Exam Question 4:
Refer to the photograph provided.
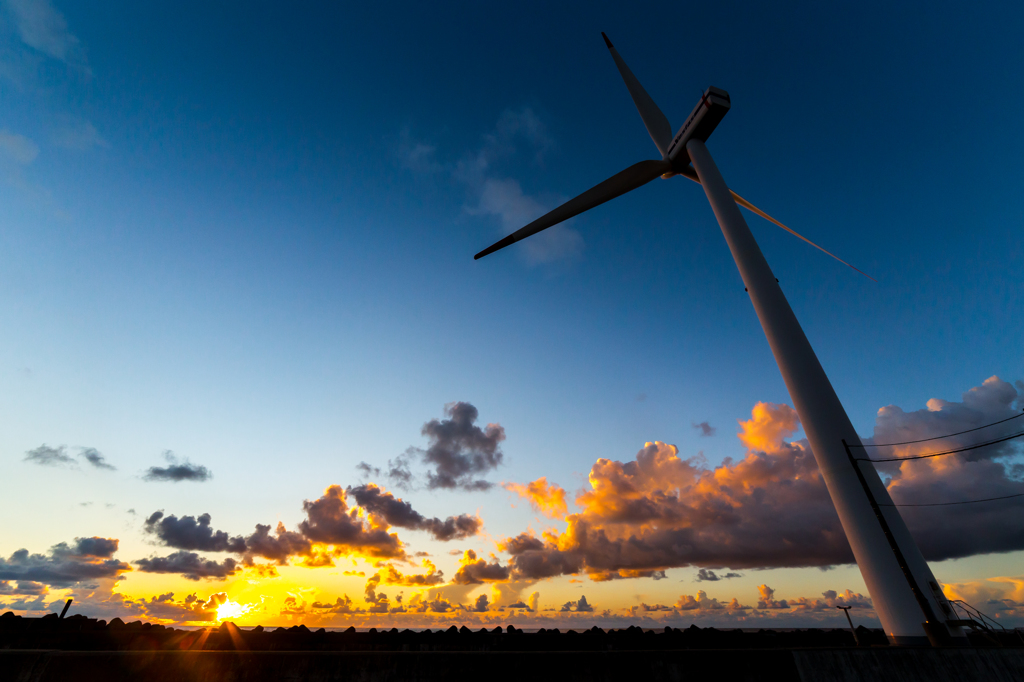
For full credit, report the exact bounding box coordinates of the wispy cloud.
[23,444,75,467]
[51,119,106,150]
[79,447,115,470]
[399,108,583,264]
[0,129,39,164]
[3,0,86,67]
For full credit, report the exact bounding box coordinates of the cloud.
[311,594,365,615]
[403,107,582,264]
[692,421,717,437]
[3,0,84,65]
[143,512,247,554]
[452,549,511,585]
[243,522,312,564]
[133,479,479,571]
[418,402,505,490]
[467,177,584,264]
[695,568,741,582]
[298,485,404,560]
[943,575,1024,625]
[51,120,106,150]
[73,537,118,558]
[23,444,116,470]
[0,538,128,588]
[866,376,1024,561]
[134,551,239,581]
[143,451,212,482]
[369,561,445,588]
[357,457,415,490]
[143,592,228,622]
[346,483,482,540]
[23,444,75,467]
[503,477,568,518]
[559,595,593,612]
[79,448,115,470]
[675,591,749,611]
[360,402,505,492]
[757,584,871,612]
[469,593,490,612]
[0,580,48,596]
[500,377,1024,581]
[0,130,39,165]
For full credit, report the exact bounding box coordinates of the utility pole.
[836,605,860,646]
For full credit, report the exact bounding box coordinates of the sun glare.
[216,599,252,621]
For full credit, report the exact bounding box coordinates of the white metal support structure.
[685,138,963,645]
[473,34,966,646]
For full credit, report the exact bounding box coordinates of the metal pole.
[842,440,951,646]
[685,138,960,646]
[836,605,861,646]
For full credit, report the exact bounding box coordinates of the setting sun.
[216,600,251,622]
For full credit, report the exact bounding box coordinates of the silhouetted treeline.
[3,611,1019,651]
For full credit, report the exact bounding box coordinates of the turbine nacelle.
[666,87,731,164]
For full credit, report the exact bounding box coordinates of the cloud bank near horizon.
[3,378,1023,627]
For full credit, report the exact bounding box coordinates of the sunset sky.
[1,0,1022,630]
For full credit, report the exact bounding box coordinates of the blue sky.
[1,0,1022,627]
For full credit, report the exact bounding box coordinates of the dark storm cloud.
[143,451,211,482]
[79,447,115,470]
[134,551,239,580]
[144,512,246,553]
[23,444,75,467]
[692,421,716,437]
[419,402,505,490]
[346,484,482,541]
[0,539,129,588]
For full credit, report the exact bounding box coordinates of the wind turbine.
[475,33,963,646]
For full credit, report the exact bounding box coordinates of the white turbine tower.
[475,34,964,646]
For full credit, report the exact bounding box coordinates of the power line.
[856,410,1024,447]
[855,429,1024,462]
[880,492,1024,507]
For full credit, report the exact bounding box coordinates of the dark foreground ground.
[3,613,1023,681]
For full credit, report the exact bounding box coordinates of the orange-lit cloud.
[452,549,510,584]
[503,477,568,518]
[501,377,1024,581]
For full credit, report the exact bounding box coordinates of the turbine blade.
[674,166,876,282]
[475,159,671,260]
[602,33,674,159]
